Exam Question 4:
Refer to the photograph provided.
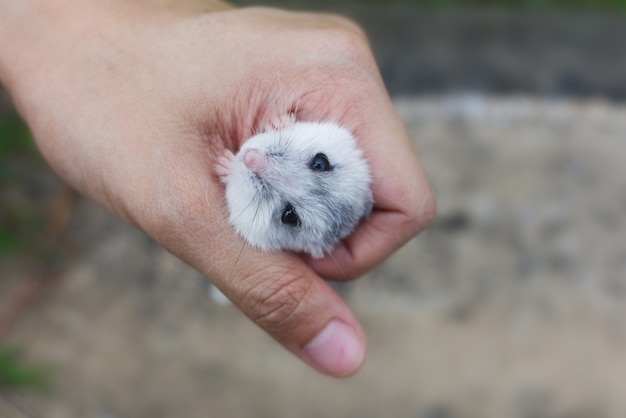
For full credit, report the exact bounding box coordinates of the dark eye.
[281,203,301,227]
[310,153,332,172]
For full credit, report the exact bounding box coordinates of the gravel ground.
[2,95,626,418]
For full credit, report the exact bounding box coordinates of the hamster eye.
[281,204,301,227]
[310,153,332,172]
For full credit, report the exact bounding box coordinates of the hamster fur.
[216,121,373,258]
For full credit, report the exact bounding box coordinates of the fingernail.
[304,320,365,377]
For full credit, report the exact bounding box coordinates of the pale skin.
[0,0,436,377]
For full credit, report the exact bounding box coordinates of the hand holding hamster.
[0,1,435,377]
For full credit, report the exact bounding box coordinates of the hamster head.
[224,121,373,258]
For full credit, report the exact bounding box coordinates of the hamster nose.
[242,148,268,174]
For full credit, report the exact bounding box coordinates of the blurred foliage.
[0,111,51,259]
[0,107,57,393]
[0,109,57,395]
[426,0,626,9]
[234,0,626,11]
[0,346,50,391]
[0,110,36,157]
[0,205,50,258]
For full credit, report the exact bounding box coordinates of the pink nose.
[242,148,267,174]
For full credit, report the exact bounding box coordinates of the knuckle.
[317,17,372,63]
[418,188,437,230]
[404,185,437,234]
[241,266,313,334]
[330,23,371,61]
[331,15,369,44]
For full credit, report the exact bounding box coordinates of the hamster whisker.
[227,197,264,278]
[324,244,347,280]
[228,238,248,282]
[370,189,395,202]
[281,122,298,150]
[293,98,301,118]
[201,259,220,280]
[201,207,257,281]
[226,194,263,228]
[272,64,288,118]
[200,182,255,279]
[269,57,298,134]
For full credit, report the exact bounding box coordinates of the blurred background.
[2,1,626,417]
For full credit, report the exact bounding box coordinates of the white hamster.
[216,120,373,259]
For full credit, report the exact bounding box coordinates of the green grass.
[0,346,50,391]
[0,111,48,258]
[0,204,52,259]
[0,110,39,185]
[0,110,54,392]
[0,110,35,157]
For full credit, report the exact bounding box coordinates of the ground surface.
[3,6,626,418]
[2,94,626,418]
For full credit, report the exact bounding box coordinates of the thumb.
[128,138,366,377]
[209,248,366,377]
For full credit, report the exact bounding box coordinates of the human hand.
[0,1,435,377]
